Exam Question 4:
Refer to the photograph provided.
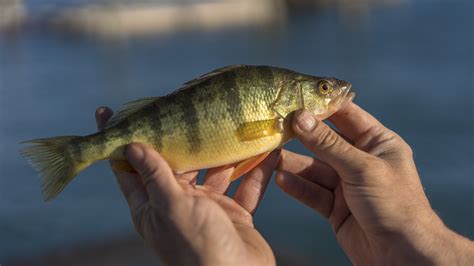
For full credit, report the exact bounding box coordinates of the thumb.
[292,110,372,177]
[126,143,181,204]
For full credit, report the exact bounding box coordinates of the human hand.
[95,107,279,266]
[276,102,474,265]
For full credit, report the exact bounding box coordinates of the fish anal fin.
[229,152,271,181]
[105,97,159,129]
[236,119,283,142]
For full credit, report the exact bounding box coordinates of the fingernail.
[125,143,143,160]
[295,110,316,133]
[275,172,286,185]
[96,106,108,116]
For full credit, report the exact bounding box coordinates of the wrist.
[434,224,474,265]
[386,211,474,265]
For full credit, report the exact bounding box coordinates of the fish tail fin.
[20,136,90,201]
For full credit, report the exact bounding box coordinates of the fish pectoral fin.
[235,119,283,142]
[111,160,136,173]
[229,152,271,181]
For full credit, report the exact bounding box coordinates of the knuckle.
[142,165,161,183]
[359,126,415,160]
[137,151,162,179]
[239,209,254,224]
[132,205,151,236]
[247,175,264,193]
[385,131,414,158]
[398,138,414,157]
[313,124,340,152]
[384,129,403,145]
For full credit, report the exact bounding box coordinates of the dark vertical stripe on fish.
[88,131,108,147]
[150,102,164,151]
[69,137,85,161]
[78,131,110,161]
[257,66,274,87]
[181,89,201,154]
[222,71,243,125]
[113,119,133,137]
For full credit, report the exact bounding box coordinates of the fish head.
[299,77,354,119]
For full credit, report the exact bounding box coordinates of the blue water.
[1,1,473,264]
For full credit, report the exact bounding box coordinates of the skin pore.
[95,102,473,266]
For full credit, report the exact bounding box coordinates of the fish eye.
[318,80,333,95]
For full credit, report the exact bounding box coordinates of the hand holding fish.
[276,102,474,265]
[96,107,278,266]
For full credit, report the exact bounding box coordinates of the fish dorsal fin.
[104,97,159,129]
[176,65,245,92]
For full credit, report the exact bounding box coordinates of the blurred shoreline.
[0,0,407,39]
[0,0,26,32]
[48,0,285,39]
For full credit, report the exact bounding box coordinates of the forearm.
[436,225,474,265]
[390,213,474,265]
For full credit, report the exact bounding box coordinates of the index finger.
[233,149,281,214]
[329,102,385,141]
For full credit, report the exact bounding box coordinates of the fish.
[20,65,354,201]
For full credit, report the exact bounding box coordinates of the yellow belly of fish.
[159,132,284,173]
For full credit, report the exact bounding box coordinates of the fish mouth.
[340,86,355,108]
[331,83,354,110]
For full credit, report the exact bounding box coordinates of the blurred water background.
[1,0,473,265]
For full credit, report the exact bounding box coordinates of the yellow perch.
[20,65,353,201]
